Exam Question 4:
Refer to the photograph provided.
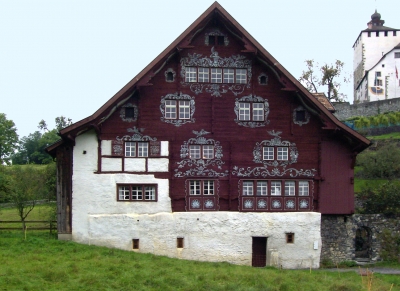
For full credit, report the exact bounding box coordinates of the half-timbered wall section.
[47,2,370,268]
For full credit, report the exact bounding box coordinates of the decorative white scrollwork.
[175,129,228,178]
[180,47,252,97]
[257,199,267,209]
[191,199,201,209]
[204,199,214,209]
[116,127,157,142]
[120,103,138,122]
[299,199,309,209]
[272,200,281,209]
[244,199,253,209]
[234,95,270,128]
[285,200,295,209]
[160,92,196,127]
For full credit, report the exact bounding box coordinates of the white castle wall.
[71,130,322,269]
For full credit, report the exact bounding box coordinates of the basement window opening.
[286,233,294,244]
[177,237,184,248]
[132,239,139,249]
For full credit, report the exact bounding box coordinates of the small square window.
[223,68,235,83]
[238,102,251,121]
[203,145,214,159]
[236,69,247,84]
[177,237,184,248]
[198,68,209,82]
[190,180,201,195]
[185,67,197,82]
[125,107,135,119]
[132,239,139,249]
[125,142,136,157]
[299,181,309,196]
[271,181,281,196]
[284,181,295,196]
[189,145,201,159]
[395,52,400,59]
[286,233,294,244]
[295,110,306,122]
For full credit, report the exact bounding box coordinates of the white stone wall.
[71,130,322,269]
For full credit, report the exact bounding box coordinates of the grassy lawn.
[0,232,399,291]
[368,132,400,140]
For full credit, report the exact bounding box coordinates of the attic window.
[125,107,135,119]
[293,106,310,126]
[165,68,176,82]
[205,30,229,46]
[295,110,306,122]
[217,36,225,45]
[258,73,268,85]
[208,35,215,45]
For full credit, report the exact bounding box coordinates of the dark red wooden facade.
[47,2,370,233]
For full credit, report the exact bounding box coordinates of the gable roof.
[48,1,370,154]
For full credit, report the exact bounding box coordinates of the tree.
[12,116,71,165]
[357,181,400,216]
[8,165,46,232]
[299,59,349,102]
[356,143,400,179]
[0,113,18,165]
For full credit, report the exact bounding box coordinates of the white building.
[353,10,400,103]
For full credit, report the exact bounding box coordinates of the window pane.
[119,186,130,200]
[277,147,288,160]
[137,142,148,157]
[198,68,209,82]
[145,186,156,200]
[236,69,247,84]
[125,142,136,157]
[179,101,190,119]
[185,67,197,82]
[211,68,222,83]
[263,147,274,160]
[299,181,309,196]
[253,103,264,121]
[239,102,250,121]
[257,181,267,196]
[243,181,253,196]
[189,145,201,159]
[131,186,143,200]
[223,68,234,83]
[203,145,214,159]
[165,100,177,119]
[285,181,295,196]
[190,180,201,195]
[271,181,281,196]
[203,180,214,195]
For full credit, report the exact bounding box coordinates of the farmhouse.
[47,2,370,268]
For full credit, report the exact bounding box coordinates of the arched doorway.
[355,226,372,259]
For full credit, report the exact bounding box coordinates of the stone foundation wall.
[321,214,400,264]
[333,98,400,121]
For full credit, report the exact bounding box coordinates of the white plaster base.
[72,212,321,269]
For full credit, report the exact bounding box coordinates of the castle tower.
[353,11,400,103]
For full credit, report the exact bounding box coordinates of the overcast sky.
[1,0,399,138]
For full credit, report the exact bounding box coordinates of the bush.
[379,229,400,261]
[357,181,400,216]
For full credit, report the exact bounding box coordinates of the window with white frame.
[185,67,197,82]
[271,181,282,196]
[189,145,214,159]
[277,147,288,160]
[236,69,247,83]
[262,146,288,161]
[285,181,295,196]
[125,142,148,157]
[117,184,157,201]
[184,67,248,84]
[179,101,191,119]
[299,181,309,196]
[189,180,214,195]
[211,68,222,83]
[263,147,274,160]
[223,68,235,83]
[238,102,265,121]
[198,67,209,82]
[242,180,310,197]
[243,181,254,195]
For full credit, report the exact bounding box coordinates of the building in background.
[353,10,400,103]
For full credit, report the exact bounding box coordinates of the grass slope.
[0,232,398,291]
